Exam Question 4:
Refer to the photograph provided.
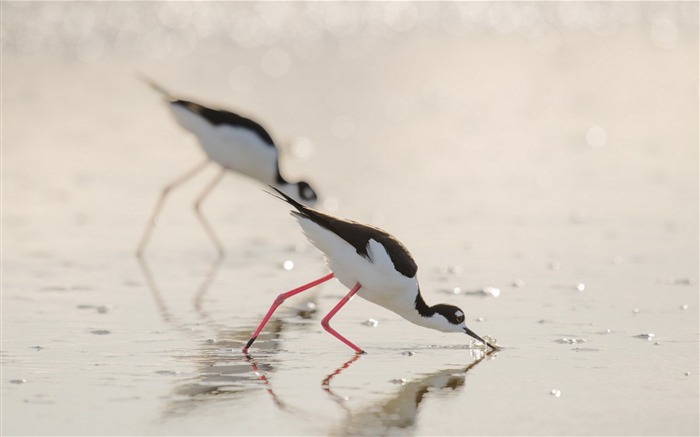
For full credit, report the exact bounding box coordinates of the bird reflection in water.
[323,348,497,436]
[137,257,319,416]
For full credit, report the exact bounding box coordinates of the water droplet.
[290,136,314,159]
[476,317,484,322]
[632,308,641,314]
[680,304,689,310]
[684,372,691,376]
[452,287,462,295]
[576,283,586,292]
[550,389,561,397]
[282,260,294,271]
[482,286,500,297]
[10,379,27,384]
[554,338,587,344]
[449,265,464,274]
[363,318,379,327]
[668,277,695,285]
[512,279,525,288]
[391,378,408,385]
[323,196,339,212]
[586,125,607,148]
[635,333,655,340]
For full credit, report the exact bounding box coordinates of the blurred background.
[2,2,698,436]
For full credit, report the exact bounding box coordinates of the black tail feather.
[267,186,307,214]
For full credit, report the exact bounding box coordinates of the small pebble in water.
[685,372,690,376]
[282,260,294,271]
[401,351,415,357]
[575,283,586,292]
[668,277,695,285]
[632,308,641,314]
[90,330,110,335]
[476,317,484,322]
[680,304,689,310]
[205,338,217,344]
[391,378,408,385]
[448,265,463,274]
[555,338,587,344]
[550,389,562,397]
[10,379,27,384]
[512,279,525,288]
[635,333,655,340]
[30,346,44,351]
[363,318,379,327]
[482,287,501,298]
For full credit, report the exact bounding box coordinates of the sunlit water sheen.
[2,3,698,436]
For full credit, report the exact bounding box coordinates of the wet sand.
[2,3,698,436]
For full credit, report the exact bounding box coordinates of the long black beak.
[464,327,498,350]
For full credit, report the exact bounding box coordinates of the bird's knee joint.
[274,295,286,306]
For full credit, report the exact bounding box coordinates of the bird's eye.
[300,184,317,202]
[454,311,464,323]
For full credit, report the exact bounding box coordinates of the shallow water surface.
[2,3,699,436]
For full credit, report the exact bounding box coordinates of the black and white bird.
[136,78,318,257]
[243,188,497,354]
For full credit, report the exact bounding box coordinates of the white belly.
[296,217,418,313]
[170,105,279,184]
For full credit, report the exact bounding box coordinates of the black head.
[432,304,466,326]
[296,181,318,205]
[431,304,496,350]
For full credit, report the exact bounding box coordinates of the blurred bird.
[136,77,318,257]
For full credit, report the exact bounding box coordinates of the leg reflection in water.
[323,348,498,436]
[138,257,321,418]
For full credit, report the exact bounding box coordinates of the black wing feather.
[173,100,276,147]
[271,188,417,278]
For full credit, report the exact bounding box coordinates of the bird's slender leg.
[193,166,226,257]
[321,283,365,354]
[136,159,210,257]
[243,273,335,354]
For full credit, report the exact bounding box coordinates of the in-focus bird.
[243,188,497,354]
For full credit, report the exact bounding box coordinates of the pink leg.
[243,273,334,354]
[321,283,365,354]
